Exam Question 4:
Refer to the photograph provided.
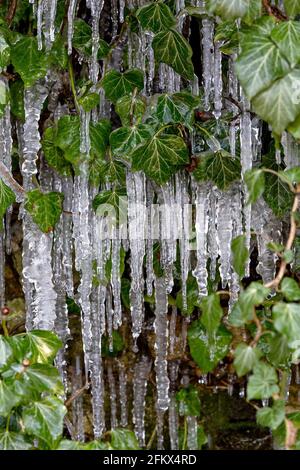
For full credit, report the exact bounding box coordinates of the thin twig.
[262,0,287,20]
[65,381,90,407]
[6,0,18,26]
[250,311,262,347]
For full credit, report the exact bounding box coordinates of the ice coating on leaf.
[133,355,152,447]
[154,276,170,412]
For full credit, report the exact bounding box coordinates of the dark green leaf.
[55,115,82,165]
[247,362,279,400]
[231,234,248,278]
[273,302,300,343]
[50,35,68,70]
[10,36,49,87]
[136,2,176,33]
[257,400,285,430]
[194,150,241,190]
[262,155,293,217]
[284,0,300,18]
[244,169,265,204]
[271,21,300,68]
[22,364,64,395]
[42,126,72,176]
[281,277,300,301]
[101,69,144,103]
[72,19,110,59]
[176,385,201,417]
[110,124,154,160]
[156,92,200,126]
[200,294,223,338]
[25,189,63,233]
[78,92,100,112]
[228,282,270,327]
[110,429,140,450]
[207,0,260,19]
[266,334,291,369]
[152,29,194,80]
[9,79,24,121]
[0,178,15,230]
[0,380,20,416]
[0,336,13,368]
[115,93,147,126]
[233,343,262,377]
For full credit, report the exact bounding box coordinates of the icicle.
[146,181,154,296]
[119,0,125,23]
[213,41,223,119]
[118,361,128,427]
[160,181,177,293]
[111,229,122,329]
[127,171,146,342]
[229,184,243,310]
[37,0,44,50]
[168,361,179,450]
[207,185,218,279]
[67,0,77,55]
[282,132,300,169]
[201,18,214,110]
[192,181,209,297]
[49,0,57,42]
[187,416,198,450]
[216,189,233,288]
[169,305,177,355]
[107,361,118,430]
[106,287,114,352]
[62,177,74,298]
[156,410,165,450]
[154,276,170,412]
[71,356,85,442]
[133,355,152,447]
[90,0,105,84]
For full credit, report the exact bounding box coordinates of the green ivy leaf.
[115,93,147,126]
[228,282,270,327]
[200,294,223,338]
[57,439,84,450]
[42,126,72,176]
[280,167,300,186]
[281,278,300,301]
[156,92,200,127]
[110,124,154,160]
[83,440,110,450]
[55,115,81,165]
[49,35,68,70]
[136,2,176,33]
[244,169,265,204]
[101,69,144,103]
[188,321,232,373]
[0,35,10,70]
[0,336,13,368]
[266,334,291,369]
[231,235,248,279]
[284,0,300,17]
[131,132,189,184]
[110,429,140,450]
[93,188,127,223]
[9,79,24,121]
[22,364,64,395]
[271,21,300,68]
[262,155,293,217]
[22,397,66,447]
[10,36,49,87]
[0,178,15,230]
[72,19,110,59]
[25,189,63,233]
[152,29,194,80]
[247,362,279,400]
[194,150,241,190]
[273,302,300,343]
[24,330,62,364]
[207,0,259,19]
[257,400,285,430]
[0,431,32,450]
[0,380,20,416]
[233,343,262,377]
[78,92,100,112]
[176,385,201,417]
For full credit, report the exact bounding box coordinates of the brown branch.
[0,161,25,202]
[262,0,287,20]
[265,189,299,289]
[6,0,18,26]
[65,381,90,407]
[250,311,263,347]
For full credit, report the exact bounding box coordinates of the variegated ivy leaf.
[0,178,15,230]
[115,93,147,126]
[110,124,154,160]
[207,0,261,19]
[101,69,144,103]
[156,92,200,127]
[131,133,189,184]
[24,189,64,233]
[136,1,176,33]
[152,29,194,81]
[235,17,289,101]
[271,21,300,68]
[284,0,300,17]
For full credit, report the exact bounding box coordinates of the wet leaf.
[0,179,15,230]
[110,429,140,450]
[25,189,64,233]
[233,343,262,377]
[194,150,241,190]
[231,234,248,279]
[200,294,223,338]
[247,362,279,400]
[176,385,201,417]
[136,2,176,33]
[10,36,49,87]
[110,124,154,160]
[101,69,144,103]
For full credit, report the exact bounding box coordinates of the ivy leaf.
[0,336,13,368]
[273,302,300,343]
[42,127,72,176]
[231,235,248,279]
[267,334,291,369]
[115,93,147,126]
[9,80,24,121]
[233,343,262,377]
[176,385,201,417]
[284,0,300,17]
[136,2,176,33]
[156,92,200,127]
[103,159,126,184]
[176,275,201,316]
[78,92,100,112]
[0,178,15,230]
[152,29,194,80]
[0,431,32,450]
[72,19,110,59]
[247,362,279,400]
[22,397,66,447]
[89,119,111,159]
[271,21,300,68]
[93,188,127,224]
[55,115,81,165]
[281,278,300,301]
[262,154,293,217]
[257,400,285,430]
[235,17,289,101]
[244,169,265,204]
[24,330,62,364]
[228,282,270,327]
[200,294,223,338]
[10,36,49,87]
[110,429,140,450]
[101,69,144,103]
[252,68,300,136]
[280,167,300,186]
[49,35,68,70]
[207,0,259,19]
[131,133,189,184]
[25,189,63,233]
[194,150,241,190]
[0,380,20,416]
[110,124,154,160]
[22,364,64,395]
[0,35,10,70]
[188,321,232,373]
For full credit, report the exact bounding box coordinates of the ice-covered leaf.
[200,294,223,338]
[231,235,248,279]
[110,429,140,450]
[235,17,289,101]
[152,29,194,80]
[101,69,144,103]
[233,343,262,377]
[176,385,201,417]
[273,302,300,343]
[136,2,176,33]
[156,92,200,126]
[188,321,232,373]
[42,127,72,176]
[194,150,241,190]
[115,93,147,126]
[0,178,15,230]
[131,132,189,184]
[72,19,110,58]
[0,431,32,450]
[110,124,153,160]
[22,364,64,395]
[25,189,63,233]
[78,92,100,112]
[247,362,279,400]
[22,397,66,447]
[284,0,300,17]
[257,400,285,430]
[244,169,265,204]
[10,36,49,87]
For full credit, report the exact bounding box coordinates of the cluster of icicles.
[0,0,299,450]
